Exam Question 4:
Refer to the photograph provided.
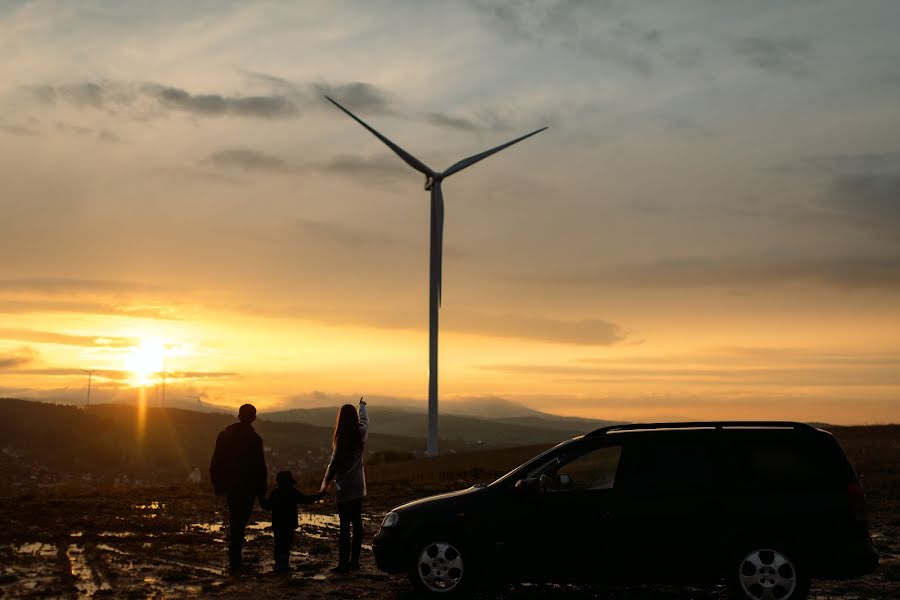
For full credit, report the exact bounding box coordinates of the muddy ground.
[0,485,897,600]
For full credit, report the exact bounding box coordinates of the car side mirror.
[514,478,540,493]
[538,473,553,492]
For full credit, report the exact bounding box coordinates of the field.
[0,425,898,599]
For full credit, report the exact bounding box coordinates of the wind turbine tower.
[81,369,96,406]
[326,96,545,456]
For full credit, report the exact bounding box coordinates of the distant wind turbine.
[326,96,546,456]
[81,369,95,406]
[187,391,208,409]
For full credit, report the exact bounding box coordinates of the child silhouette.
[263,470,321,572]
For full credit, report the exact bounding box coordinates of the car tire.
[407,539,473,597]
[726,545,811,600]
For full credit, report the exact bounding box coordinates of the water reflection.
[67,544,112,596]
[14,542,56,556]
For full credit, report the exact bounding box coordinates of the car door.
[613,432,726,583]
[492,442,625,582]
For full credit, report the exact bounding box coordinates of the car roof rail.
[585,421,819,437]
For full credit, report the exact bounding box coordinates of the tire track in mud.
[3,494,897,599]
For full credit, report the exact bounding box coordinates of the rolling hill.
[0,397,620,494]
[264,405,618,447]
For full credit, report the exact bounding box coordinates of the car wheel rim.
[417,542,464,592]
[738,548,797,600]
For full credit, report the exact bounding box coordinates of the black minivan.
[373,421,878,599]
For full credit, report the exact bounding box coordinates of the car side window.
[620,440,718,495]
[549,445,623,491]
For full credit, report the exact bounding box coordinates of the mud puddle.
[1,487,895,599]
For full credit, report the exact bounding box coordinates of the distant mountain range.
[46,393,620,447]
[0,397,618,487]
[266,402,618,447]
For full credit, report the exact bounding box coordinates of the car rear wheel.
[408,540,470,596]
[727,547,810,600]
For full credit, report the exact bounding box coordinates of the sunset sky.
[1,1,898,423]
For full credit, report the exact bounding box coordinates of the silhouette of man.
[209,403,268,571]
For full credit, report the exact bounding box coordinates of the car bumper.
[814,537,879,579]
[372,527,409,574]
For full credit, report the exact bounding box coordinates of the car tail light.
[848,481,868,521]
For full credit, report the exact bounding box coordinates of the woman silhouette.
[320,397,368,573]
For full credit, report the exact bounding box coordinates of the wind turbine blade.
[431,182,444,307]
[325,96,433,176]
[442,127,547,178]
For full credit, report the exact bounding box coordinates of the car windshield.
[488,438,580,487]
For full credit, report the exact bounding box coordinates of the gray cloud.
[27,81,138,111]
[518,255,900,291]
[477,361,900,387]
[56,121,93,136]
[0,123,37,136]
[466,0,663,76]
[318,154,412,181]
[422,112,480,132]
[170,371,240,380]
[447,311,626,345]
[28,79,302,120]
[0,299,181,320]
[3,367,237,382]
[826,172,900,232]
[0,281,182,321]
[202,148,301,174]
[24,76,533,135]
[202,148,413,180]
[313,81,395,115]
[0,277,174,295]
[98,130,121,143]
[792,152,900,174]
[62,82,107,109]
[142,83,299,118]
[0,328,137,348]
[730,36,812,76]
[6,367,131,380]
[235,300,623,346]
[577,348,900,368]
[288,217,465,260]
[0,349,34,369]
[784,152,900,239]
[295,218,404,250]
[242,70,297,92]
[423,105,553,135]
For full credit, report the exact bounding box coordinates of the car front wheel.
[727,546,810,600]
[408,540,469,596]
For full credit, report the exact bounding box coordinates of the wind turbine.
[186,391,208,409]
[81,369,96,406]
[326,96,546,456]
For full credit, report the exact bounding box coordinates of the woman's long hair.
[332,404,362,454]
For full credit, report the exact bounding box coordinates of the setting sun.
[125,340,166,386]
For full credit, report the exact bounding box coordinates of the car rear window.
[728,436,842,491]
